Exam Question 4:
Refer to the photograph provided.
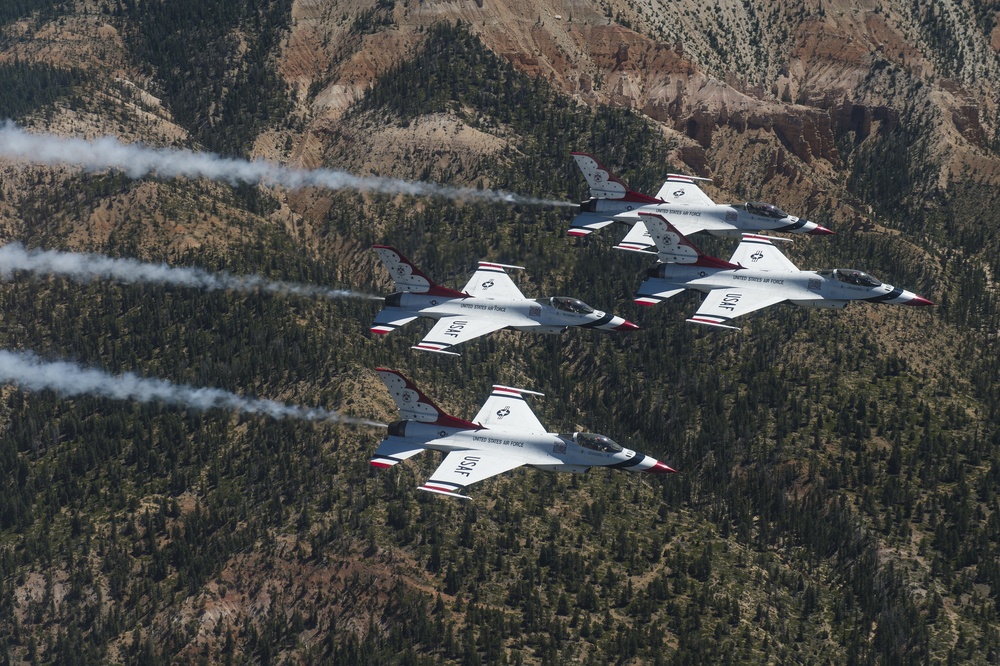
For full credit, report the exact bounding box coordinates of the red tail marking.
[376,368,484,431]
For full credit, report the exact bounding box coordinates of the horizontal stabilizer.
[370,436,426,468]
[634,281,686,307]
[569,212,616,236]
[371,309,419,335]
[614,220,656,254]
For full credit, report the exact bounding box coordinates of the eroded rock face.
[952,105,987,148]
[275,0,998,202]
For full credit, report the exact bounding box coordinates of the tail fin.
[639,213,740,269]
[376,368,481,430]
[571,152,661,204]
[372,246,467,298]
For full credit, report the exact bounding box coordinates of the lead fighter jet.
[371,368,676,499]
[568,152,832,252]
[634,213,932,330]
[370,245,638,355]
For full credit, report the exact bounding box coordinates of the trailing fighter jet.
[370,245,638,355]
[633,213,932,330]
[371,368,676,498]
[568,152,832,252]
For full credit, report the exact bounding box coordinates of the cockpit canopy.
[563,432,623,453]
[745,202,789,219]
[548,296,595,314]
[820,269,882,287]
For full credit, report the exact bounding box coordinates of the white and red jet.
[370,245,638,355]
[634,213,933,330]
[568,152,832,252]
[371,368,676,499]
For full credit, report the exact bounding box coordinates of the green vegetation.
[0,62,83,120]
[0,0,67,26]
[121,0,293,155]
[2,16,1000,666]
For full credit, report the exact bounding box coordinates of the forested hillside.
[1,1,1000,664]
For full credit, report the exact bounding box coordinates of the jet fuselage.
[576,199,827,236]
[383,292,633,332]
[645,264,926,307]
[385,420,671,474]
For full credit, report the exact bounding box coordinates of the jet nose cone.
[645,460,677,474]
[614,319,641,331]
[904,294,934,306]
[808,224,835,236]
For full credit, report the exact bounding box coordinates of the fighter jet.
[568,152,832,252]
[633,213,932,330]
[370,245,638,355]
[371,368,676,498]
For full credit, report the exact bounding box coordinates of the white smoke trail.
[0,121,573,207]
[0,242,381,301]
[0,349,385,427]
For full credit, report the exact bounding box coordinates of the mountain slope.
[0,2,999,664]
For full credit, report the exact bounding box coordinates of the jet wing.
[614,218,735,253]
[419,450,530,499]
[371,308,419,335]
[413,316,511,355]
[654,174,715,206]
[687,289,788,330]
[729,234,799,272]
[471,385,547,433]
[460,262,526,300]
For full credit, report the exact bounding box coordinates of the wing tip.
[491,384,544,397]
[412,344,461,356]
[419,484,472,500]
[614,243,657,254]
[686,317,741,331]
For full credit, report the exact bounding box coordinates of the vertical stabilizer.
[372,245,467,297]
[640,213,740,269]
[571,152,661,204]
[375,368,482,430]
